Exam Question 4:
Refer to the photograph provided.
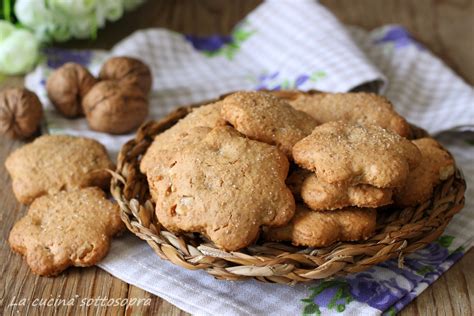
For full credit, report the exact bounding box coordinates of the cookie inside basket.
[111,90,465,283]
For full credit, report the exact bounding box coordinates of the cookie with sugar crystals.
[140,101,226,173]
[147,126,295,251]
[272,91,411,138]
[292,121,421,188]
[8,187,123,276]
[265,204,376,247]
[287,169,393,210]
[395,138,455,207]
[221,91,318,157]
[5,135,114,204]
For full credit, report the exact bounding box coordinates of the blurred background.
[1,0,473,85]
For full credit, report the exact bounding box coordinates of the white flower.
[0,21,39,75]
[14,0,56,42]
[14,0,146,42]
[103,0,124,22]
[47,0,97,17]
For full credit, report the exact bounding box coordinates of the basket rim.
[110,90,466,284]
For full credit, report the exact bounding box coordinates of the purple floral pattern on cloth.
[43,47,94,68]
[184,35,233,52]
[184,22,255,59]
[255,71,326,90]
[374,26,423,49]
[301,236,465,315]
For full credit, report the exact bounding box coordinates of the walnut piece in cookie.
[0,88,43,139]
[46,63,97,118]
[272,91,411,138]
[8,187,123,276]
[221,91,318,158]
[292,121,421,188]
[140,101,226,174]
[264,204,376,247]
[82,80,148,134]
[287,169,393,211]
[147,126,295,251]
[395,138,455,207]
[5,135,114,204]
[99,56,152,95]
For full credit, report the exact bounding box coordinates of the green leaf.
[301,298,314,303]
[465,139,474,146]
[328,288,343,309]
[3,0,12,22]
[386,306,397,316]
[281,79,291,89]
[303,303,319,315]
[310,71,327,82]
[336,304,346,312]
[437,235,455,248]
[416,265,434,276]
[232,28,255,42]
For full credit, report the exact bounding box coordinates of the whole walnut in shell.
[46,63,97,118]
[0,88,43,139]
[82,80,149,134]
[99,56,152,94]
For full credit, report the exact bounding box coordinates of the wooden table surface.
[1,1,473,315]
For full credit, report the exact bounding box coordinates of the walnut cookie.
[221,91,318,158]
[265,204,376,247]
[147,126,295,251]
[140,101,226,174]
[5,135,114,204]
[8,187,123,276]
[271,91,412,138]
[293,121,421,188]
[395,138,455,207]
[287,169,393,211]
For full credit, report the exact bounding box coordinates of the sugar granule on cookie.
[287,169,393,210]
[272,91,411,137]
[221,91,318,157]
[140,101,226,173]
[265,204,376,247]
[147,126,295,251]
[8,187,123,276]
[292,121,421,188]
[395,138,455,207]
[5,135,114,204]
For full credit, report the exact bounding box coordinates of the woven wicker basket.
[110,93,466,284]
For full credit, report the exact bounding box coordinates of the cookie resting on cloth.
[146,126,295,251]
[8,187,123,276]
[287,169,393,211]
[264,204,376,247]
[5,135,114,204]
[272,91,411,137]
[221,91,318,158]
[292,121,421,188]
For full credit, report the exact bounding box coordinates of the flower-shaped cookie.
[293,121,421,188]
[147,126,295,251]
[9,188,123,276]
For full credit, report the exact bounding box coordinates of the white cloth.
[25,1,474,315]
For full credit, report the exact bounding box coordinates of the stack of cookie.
[6,135,124,276]
[142,91,455,251]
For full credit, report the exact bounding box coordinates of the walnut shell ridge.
[82,80,149,134]
[99,56,152,95]
[0,87,43,139]
[46,63,97,118]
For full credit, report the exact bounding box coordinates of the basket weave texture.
[110,98,466,284]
